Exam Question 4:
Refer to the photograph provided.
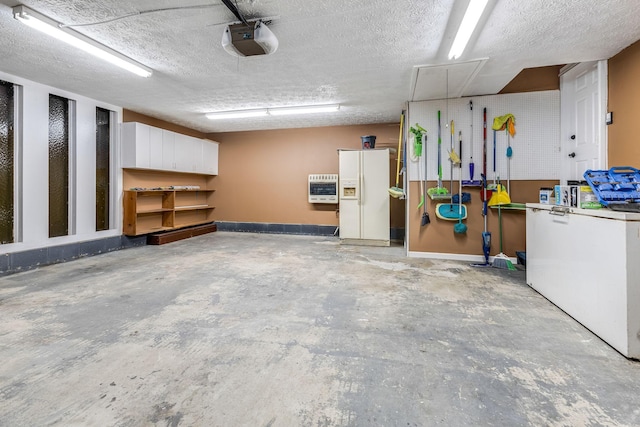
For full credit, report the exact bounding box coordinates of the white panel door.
[339,150,361,239]
[560,61,607,182]
[362,149,390,241]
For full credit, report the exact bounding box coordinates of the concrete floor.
[1,232,639,426]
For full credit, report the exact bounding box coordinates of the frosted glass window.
[0,80,14,244]
[49,94,69,238]
[96,107,111,231]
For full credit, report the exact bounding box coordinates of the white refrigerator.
[339,149,390,246]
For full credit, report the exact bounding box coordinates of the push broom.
[388,112,405,198]
[488,179,516,271]
[421,131,430,226]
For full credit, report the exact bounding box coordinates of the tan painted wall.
[608,40,640,166]
[408,180,558,257]
[208,124,405,228]
[499,65,563,94]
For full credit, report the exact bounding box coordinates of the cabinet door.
[174,133,196,173]
[162,130,176,170]
[148,127,163,170]
[122,122,150,168]
[202,141,219,175]
[192,138,204,173]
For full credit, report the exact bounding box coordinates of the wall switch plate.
[606,112,613,125]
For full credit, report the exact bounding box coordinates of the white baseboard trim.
[407,251,518,264]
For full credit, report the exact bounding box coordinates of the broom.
[389,112,405,198]
[421,132,430,226]
[489,182,516,270]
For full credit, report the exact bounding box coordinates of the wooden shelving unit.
[123,189,215,236]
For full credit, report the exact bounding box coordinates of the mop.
[436,124,467,221]
[410,123,427,209]
[472,110,491,268]
[388,112,405,198]
[471,174,492,267]
[453,130,468,234]
[463,100,482,187]
[427,110,450,200]
[492,114,516,194]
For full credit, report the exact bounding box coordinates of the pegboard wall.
[407,90,560,182]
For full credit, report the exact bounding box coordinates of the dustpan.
[435,203,467,221]
[488,184,511,206]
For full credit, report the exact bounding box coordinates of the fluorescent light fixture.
[205,109,269,120]
[448,0,489,60]
[267,104,340,116]
[12,5,153,77]
[206,104,340,120]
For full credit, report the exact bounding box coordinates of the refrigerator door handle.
[360,173,364,237]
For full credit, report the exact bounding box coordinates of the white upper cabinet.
[121,122,218,175]
[202,141,219,175]
[149,126,163,169]
[161,129,176,170]
[122,122,150,169]
[174,133,200,173]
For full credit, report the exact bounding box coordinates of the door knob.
[570,135,576,140]
[568,152,576,158]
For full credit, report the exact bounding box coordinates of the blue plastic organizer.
[584,166,640,211]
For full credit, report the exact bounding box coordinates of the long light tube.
[267,104,340,116]
[448,0,489,60]
[13,5,153,77]
[205,109,269,120]
[206,104,340,120]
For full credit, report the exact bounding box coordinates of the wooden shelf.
[174,204,213,211]
[123,189,215,236]
[136,190,169,196]
[137,208,174,214]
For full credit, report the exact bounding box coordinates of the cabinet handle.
[549,206,570,216]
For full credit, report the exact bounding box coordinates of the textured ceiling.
[0,0,639,133]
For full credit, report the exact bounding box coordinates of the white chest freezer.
[526,203,640,359]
